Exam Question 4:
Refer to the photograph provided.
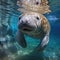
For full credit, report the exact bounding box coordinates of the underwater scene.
[0,0,60,60]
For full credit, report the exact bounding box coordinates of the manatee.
[16,12,50,52]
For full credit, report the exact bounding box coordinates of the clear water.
[0,0,60,60]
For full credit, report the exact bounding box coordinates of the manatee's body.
[16,12,50,52]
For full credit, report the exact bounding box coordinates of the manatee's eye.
[19,16,22,20]
[36,2,39,5]
[36,17,39,20]
[19,17,21,20]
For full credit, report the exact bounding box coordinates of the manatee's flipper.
[35,33,49,52]
[16,30,27,48]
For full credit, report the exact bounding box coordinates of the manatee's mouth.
[22,27,33,31]
[18,23,34,32]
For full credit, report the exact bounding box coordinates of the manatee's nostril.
[21,20,28,24]
[25,20,28,23]
[21,20,23,23]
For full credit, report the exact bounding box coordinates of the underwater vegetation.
[0,0,60,60]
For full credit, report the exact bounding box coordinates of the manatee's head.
[18,12,42,34]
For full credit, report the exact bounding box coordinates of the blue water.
[0,0,60,60]
[10,11,60,60]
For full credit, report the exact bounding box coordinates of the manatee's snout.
[18,20,28,29]
[20,20,28,25]
[18,19,33,32]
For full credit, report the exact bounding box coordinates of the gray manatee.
[16,12,50,52]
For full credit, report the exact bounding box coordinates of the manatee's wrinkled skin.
[16,12,50,52]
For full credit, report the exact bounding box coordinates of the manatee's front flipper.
[16,30,27,48]
[35,33,49,52]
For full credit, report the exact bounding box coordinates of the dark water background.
[0,0,60,60]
